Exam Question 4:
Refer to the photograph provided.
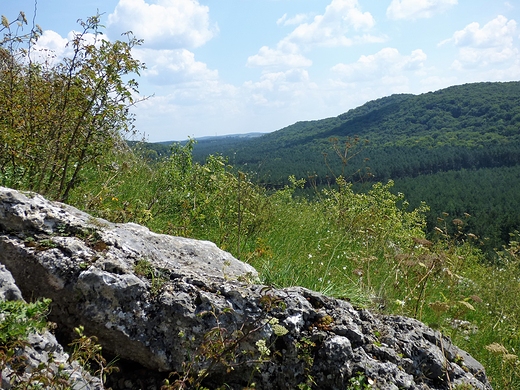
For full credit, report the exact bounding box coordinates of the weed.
[133,258,167,296]
[0,299,50,344]
[69,325,120,384]
[36,238,58,250]
[161,305,289,390]
[295,337,316,389]
[347,372,372,389]
[0,299,115,388]
[311,314,334,331]
[452,384,476,390]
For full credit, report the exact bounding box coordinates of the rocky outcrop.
[0,264,102,389]
[0,186,492,390]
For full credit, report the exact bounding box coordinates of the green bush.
[0,299,50,344]
[0,13,144,201]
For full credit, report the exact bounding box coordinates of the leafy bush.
[0,12,144,201]
[70,140,272,258]
[0,298,50,344]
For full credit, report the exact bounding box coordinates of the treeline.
[136,81,520,250]
[391,165,520,253]
[219,82,520,185]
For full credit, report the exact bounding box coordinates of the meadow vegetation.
[68,140,520,389]
[168,81,520,253]
[1,11,520,390]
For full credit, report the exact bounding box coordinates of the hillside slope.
[213,82,520,249]
[212,81,520,185]
[141,81,520,250]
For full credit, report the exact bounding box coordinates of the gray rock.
[0,187,492,389]
[0,264,101,389]
[0,264,23,301]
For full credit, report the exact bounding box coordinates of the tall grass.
[66,145,520,389]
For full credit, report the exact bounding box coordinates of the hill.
[189,82,520,185]
[138,81,520,250]
[129,132,265,161]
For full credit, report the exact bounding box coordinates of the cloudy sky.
[3,1,519,142]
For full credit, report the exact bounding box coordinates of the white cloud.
[131,86,245,141]
[248,0,383,71]
[243,69,318,107]
[107,0,218,49]
[246,46,312,69]
[387,0,458,21]
[441,15,519,69]
[331,47,427,82]
[245,69,311,90]
[287,0,377,48]
[449,15,516,48]
[277,13,310,26]
[131,67,327,141]
[135,48,218,85]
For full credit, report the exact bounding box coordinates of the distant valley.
[135,81,520,252]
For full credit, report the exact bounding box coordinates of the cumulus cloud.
[387,0,458,21]
[331,48,427,82]
[246,46,312,69]
[131,81,244,141]
[243,69,317,107]
[245,69,311,90]
[248,0,383,71]
[440,15,519,69]
[277,13,310,27]
[287,0,377,48]
[134,48,218,85]
[107,0,218,49]
[447,15,516,48]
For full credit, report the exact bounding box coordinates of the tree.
[0,12,145,201]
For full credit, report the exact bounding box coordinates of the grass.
[49,145,520,389]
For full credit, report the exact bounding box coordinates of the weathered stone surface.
[0,187,492,389]
[0,263,101,389]
[0,264,23,301]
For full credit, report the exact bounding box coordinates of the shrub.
[0,12,145,201]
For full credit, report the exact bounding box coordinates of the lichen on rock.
[0,187,493,389]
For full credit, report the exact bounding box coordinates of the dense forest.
[182,82,520,183]
[139,81,520,252]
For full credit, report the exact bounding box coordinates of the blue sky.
[3,1,519,142]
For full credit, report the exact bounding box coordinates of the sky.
[3,1,520,142]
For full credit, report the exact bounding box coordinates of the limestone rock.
[0,264,23,301]
[0,262,101,389]
[0,187,492,389]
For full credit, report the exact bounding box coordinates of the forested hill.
[189,81,520,186]
[147,81,520,251]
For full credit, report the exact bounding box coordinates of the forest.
[142,81,520,253]
[2,10,520,389]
